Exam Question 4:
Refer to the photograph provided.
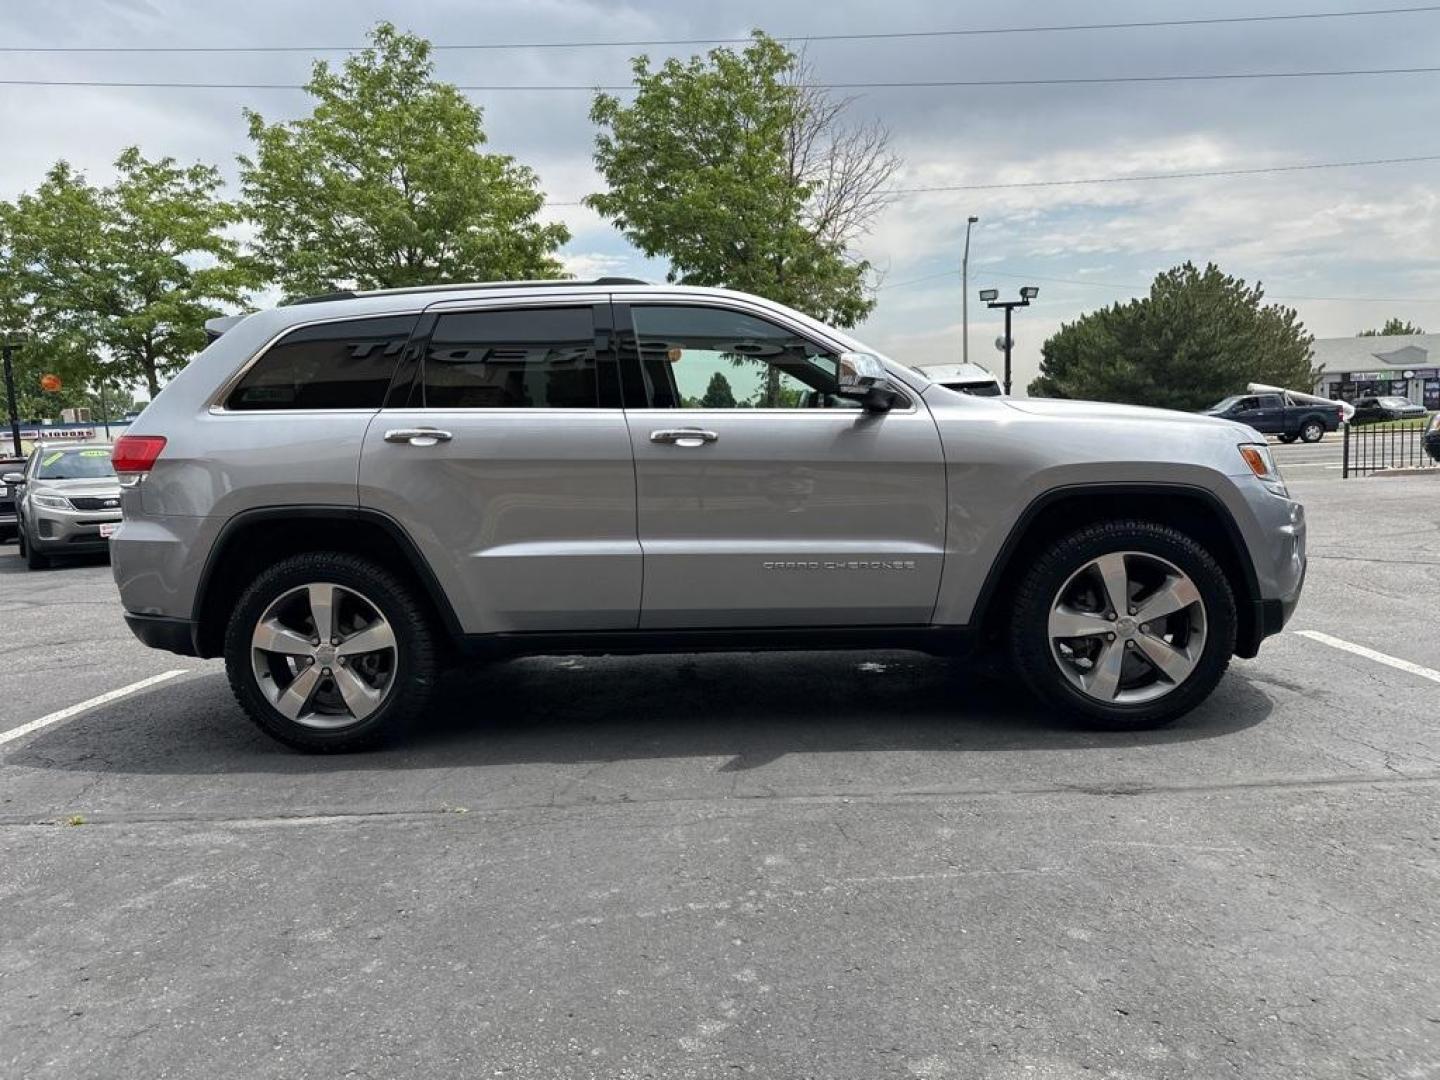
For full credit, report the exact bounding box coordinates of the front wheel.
[20,525,50,570]
[1299,420,1325,443]
[1009,521,1237,730]
[1278,433,1298,444]
[224,552,438,752]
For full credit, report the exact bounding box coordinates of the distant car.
[4,444,122,570]
[1425,412,1440,464]
[911,362,1003,397]
[1202,392,1342,443]
[0,455,23,542]
[1351,396,1428,424]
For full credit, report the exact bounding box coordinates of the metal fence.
[1342,418,1437,478]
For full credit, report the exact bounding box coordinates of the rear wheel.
[224,552,438,752]
[1299,419,1324,443]
[1010,521,1236,729]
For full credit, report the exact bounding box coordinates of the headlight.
[1428,412,1440,434]
[32,493,72,510]
[1239,443,1287,496]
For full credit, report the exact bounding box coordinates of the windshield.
[944,381,1002,397]
[34,447,115,480]
[1378,397,1411,407]
[1208,396,1244,412]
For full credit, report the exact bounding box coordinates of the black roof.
[286,277,649,306]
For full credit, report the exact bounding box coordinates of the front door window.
[628,305,855,410]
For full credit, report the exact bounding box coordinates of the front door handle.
[384,427,453,446]
[650,428,719,447]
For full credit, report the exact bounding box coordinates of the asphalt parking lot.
[2,470,1438,1080]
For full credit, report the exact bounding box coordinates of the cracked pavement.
[1,473,1438,1079]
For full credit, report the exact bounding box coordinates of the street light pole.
[961,216,978,366]
[2,343,21,457]
[978,286,1039,397]
[1002,304,1014,395]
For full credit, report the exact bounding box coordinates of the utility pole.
[2,343,21,457]
[961,216,978,366]
[979,286,1039,396]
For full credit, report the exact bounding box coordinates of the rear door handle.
[384,427,453,446]
[650,428,719,447]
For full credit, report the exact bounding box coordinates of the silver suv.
[112,280,1306,751]
[5,444,123,570]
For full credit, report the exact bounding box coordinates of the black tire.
[1009,520,1237,730]
[21,526,50,570]
[224,551,439,752]
[1299,419,1325,443]
[1277,433,1298,444]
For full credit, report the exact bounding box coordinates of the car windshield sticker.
[43,451,65,467]
[78,449,110,458]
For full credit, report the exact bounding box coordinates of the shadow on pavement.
[10,649,1273,776]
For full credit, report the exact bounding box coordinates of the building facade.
[1311,333,1440,409]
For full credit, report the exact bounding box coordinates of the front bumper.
[29,507,122,552]
[1230,478,1306,659]
[123,613,201,657]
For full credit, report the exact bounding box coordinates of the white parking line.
[0,670,189,748]
[1295,630,1440,686]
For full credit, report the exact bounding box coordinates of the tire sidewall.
[1011,522,1237,727]
[224,553,436,751]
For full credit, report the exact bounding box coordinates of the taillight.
[111,434,167,477]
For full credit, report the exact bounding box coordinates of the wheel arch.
[970,483,1263,658]
[192,506,463,658]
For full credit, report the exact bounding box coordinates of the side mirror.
[1,472,24,485]
[836,351,899,412]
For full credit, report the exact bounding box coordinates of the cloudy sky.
[4,0,1439,392]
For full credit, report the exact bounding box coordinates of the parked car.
[1350,396,1428,424]
[113,280,1306,752]
[1425,411,1440,464]
[910,362,1003,397]
[0,455,23,542]
[1202,391,1343,443]
[4,444,122,570]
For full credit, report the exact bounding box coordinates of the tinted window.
[629,305,844,409]
[227,316,416,410]
[423,307,598,408]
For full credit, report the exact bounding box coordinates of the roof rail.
[283,277,650,307]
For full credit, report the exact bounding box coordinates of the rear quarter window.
[226,315,418,410]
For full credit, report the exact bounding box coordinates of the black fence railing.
[1342,418,1436,478]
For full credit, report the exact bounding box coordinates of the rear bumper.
[123,612,201,657]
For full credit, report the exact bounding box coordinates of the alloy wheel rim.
[250,582,397,729]
[1047,551,1207,706]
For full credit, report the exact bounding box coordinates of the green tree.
[5,151,251,404]
[240,22,568,297]
[1358,318,1424,337]
[0,180,104,421]
[588,33,897,327]
[97,149,254,398]
[699,371,737,408]
[1029,262,1316,409]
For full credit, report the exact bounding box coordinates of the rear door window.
[226,315,417,410]
[421,307,602,408]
